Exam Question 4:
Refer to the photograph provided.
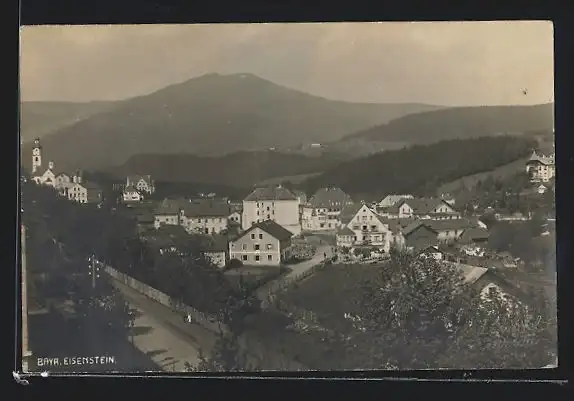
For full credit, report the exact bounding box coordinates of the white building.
[181,199,230,235]
[526,150,555,183]
[301,187,353,232]
[242,185,301,236]
[335,203,402,253]
[122,185,145,203]
[378,197,461,220]
[67,180,103,204]
[126,175,155,194]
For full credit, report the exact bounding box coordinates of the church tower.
[31,138,42,174]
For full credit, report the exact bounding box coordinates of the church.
[29,138,103,204]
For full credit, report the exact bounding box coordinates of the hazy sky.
[20,21,554,106]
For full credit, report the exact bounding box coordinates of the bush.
[227,258,244,270]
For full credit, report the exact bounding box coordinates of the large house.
[242,185,301,236]
[378,197,461,220]
[229,220,294,266]
[181,199,230,235]
[526,150,555,183]
[126,175,155,194]
[153,198,230,235]
[67,180,103,204]
[336,203,403,252]
[301,187,354,232]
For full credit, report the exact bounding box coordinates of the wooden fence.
[104,265,228,335]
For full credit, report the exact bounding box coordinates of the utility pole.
[88,254,100,289]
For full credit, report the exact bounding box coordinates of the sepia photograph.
[19,21,556,373]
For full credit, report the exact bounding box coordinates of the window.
[266,215,270,219]
[254,244,260,250]
[371,225,377,231]
[267,255,273,261]
[266,244,273,250]
[267,206,270,211]
[255,255,260,262]
[257,211,259,216]
[362,225,368,231]
[328,223,332,228]
[352,225,359,230]
[242,244,247,250]
[242,255,248,261]
[362,216,367,221]
[251,233,255,239]
[259,233,263,239]
[198,218,202,223]
[204,228,209,234]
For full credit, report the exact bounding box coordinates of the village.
[27,136,556,297]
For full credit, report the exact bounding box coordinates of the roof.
[154,198,182,215]
[308,187,353,208]
[127,174,153,184]
[378,194,414,207]
[124,184,141,193]
[339,203,364,225]
[398,197,451,215]
[292,190,307,202]
[460,227,490,243]
[457,263,490,285]
[182,199,230,217]
[336,227,355,236]
[238,220,293,242]
[426,218,476,232]
[244,185,298,202]
[403,221,438,236]
[202,234,229,252]
[527,151,555,166]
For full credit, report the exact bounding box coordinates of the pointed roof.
[244,185,298,202]
[339,203,364,225]
[336,226,355,236]
[154,198,182,215]
[127,174,153,185]
[237,220,294,242]
[308,187,353,208]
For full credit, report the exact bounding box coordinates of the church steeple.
[31,138,42,174]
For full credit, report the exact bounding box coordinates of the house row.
[336,199,488,255]
[29,138,103,204]
[122,175,156,202]
[153,198,235,235]
[144,217,295,268]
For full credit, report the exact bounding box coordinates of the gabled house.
[301,187,354,232]
[126,174,155,194]
[425,218,478,244]
[378,197,461,220]
[526,150,555,183]
[229,220,294,266]
[399,221,440,254]
[141,225,190,256]
[122,184,145,203]
[335,203,402,252]
[242,185,301,236]
[67,181,103,204]
[181,199,230,235]
[153,198,184,228]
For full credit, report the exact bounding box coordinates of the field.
[276,263,382,325]
[436,156,529,195]
[223,265,289,292]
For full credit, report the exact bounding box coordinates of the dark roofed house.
[460,226,490,245]
[229,220,294,266]
[426,218,476,243]
[302,187,354,232]
[182,199,231,235]
[401,222,440,254]
[142,224,189,255]
[381,197,460,220]
[153,198,184,229]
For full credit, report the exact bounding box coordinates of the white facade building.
[242,185,301,236]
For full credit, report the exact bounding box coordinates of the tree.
[184,332,257,372]
[344,250,555,369]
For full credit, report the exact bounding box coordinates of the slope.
[300,135,537,201]
[19,101,115,143]
[105,150,342,188]
[329,103,553,156]
[20,73,442,172]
